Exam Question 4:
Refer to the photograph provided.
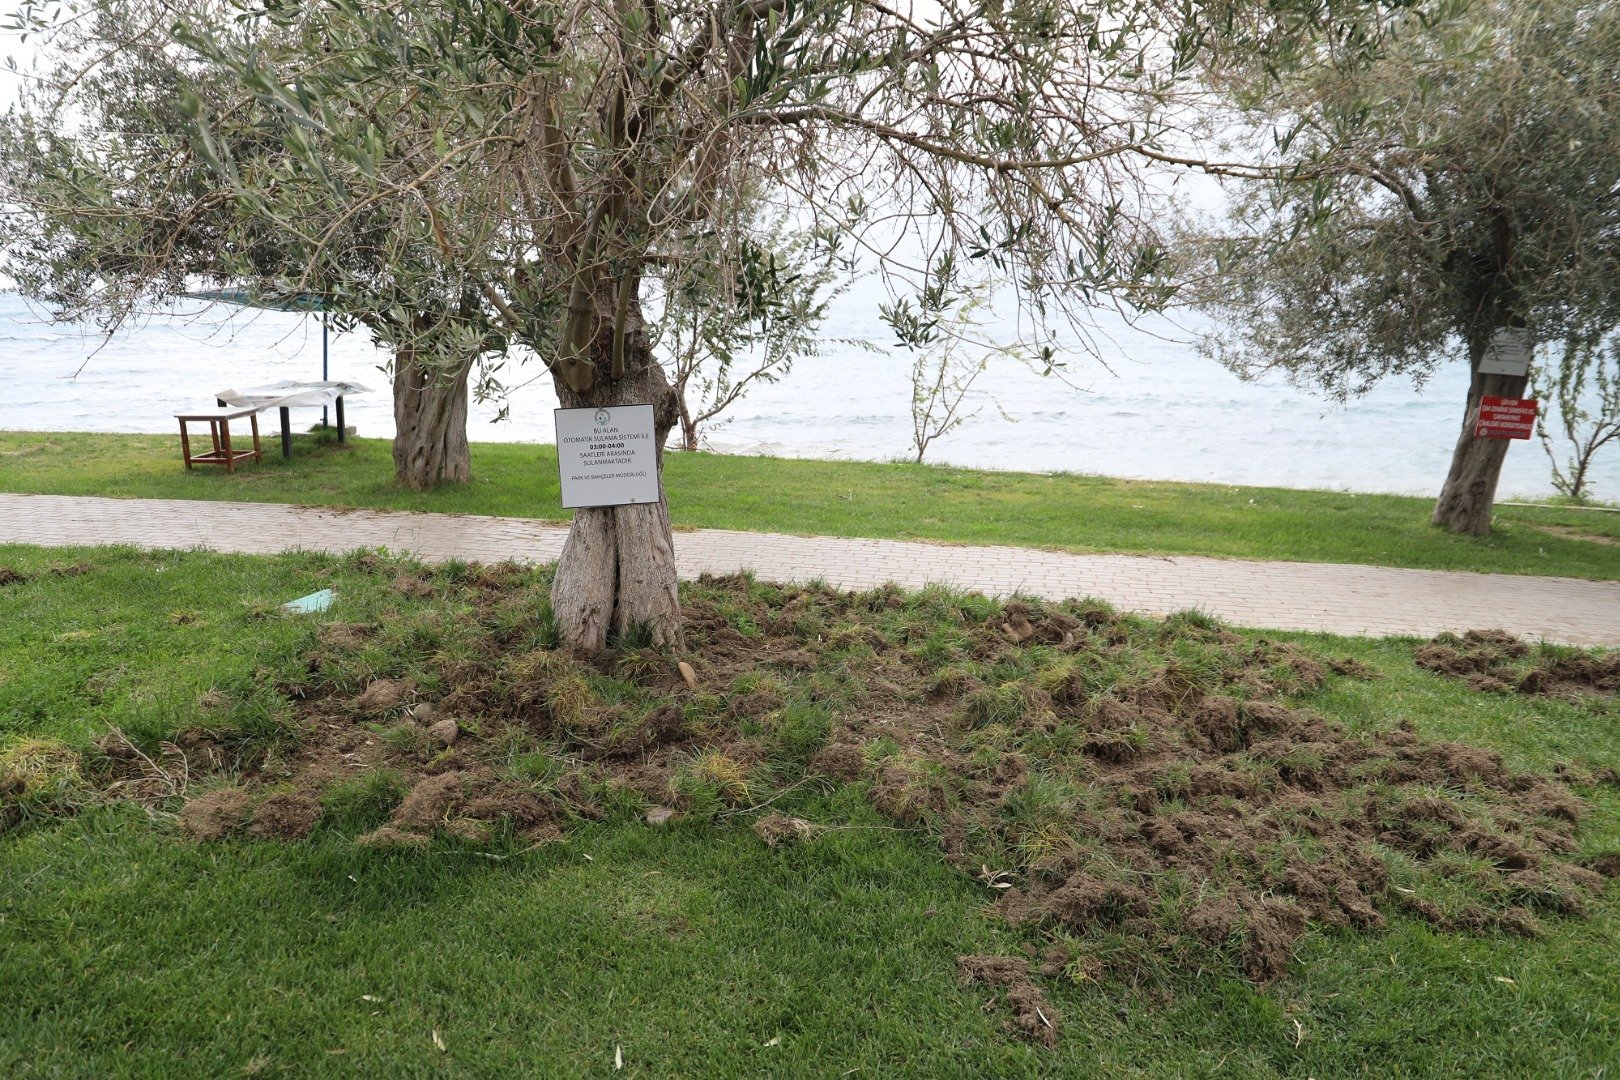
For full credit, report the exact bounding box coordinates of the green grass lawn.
[3,429,1619,579]
[1,544,1616,1076]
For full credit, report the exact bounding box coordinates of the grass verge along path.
[3,430,1618,579]
[2,544,1617,1076]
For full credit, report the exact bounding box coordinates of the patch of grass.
[319,769,408,832]
[682,749,756,809]
[374,722,436,761]
[0,798,1060,1077]
[965,681,1044,727]
[768,700,833,765]
[0,544,399,748]
[2,546,1618,1075]
[4,429,1619,578]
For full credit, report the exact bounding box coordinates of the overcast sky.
[1,42,28,112]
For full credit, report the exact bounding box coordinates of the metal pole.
[321,314,330,428]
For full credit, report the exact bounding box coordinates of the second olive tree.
[1186,0,1620,534]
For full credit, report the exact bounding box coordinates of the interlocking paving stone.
[2,493,1616,646]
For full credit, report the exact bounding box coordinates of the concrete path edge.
[1,493,1616,646]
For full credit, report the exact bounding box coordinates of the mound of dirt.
[0,567,26,586]
[810,743,865,781]
[1328,657,1380,679]
[355,679,409,714]
[765,601,1604,992]
[393,771,467,830]
[177,787,324,841]
[356,825,430,849]
[349,769,566,848]
[1417,631,1620,698]
[1584,853,1620,878]
[318,623,375,650]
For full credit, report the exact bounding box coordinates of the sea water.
[1,289,1611,499]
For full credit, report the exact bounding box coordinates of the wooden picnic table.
[175,407,262,472]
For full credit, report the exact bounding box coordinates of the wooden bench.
[176,407,263,472]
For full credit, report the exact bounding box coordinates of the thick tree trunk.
[550,290,683,654]
[392,347,473,490]
[1432,336,1528,536]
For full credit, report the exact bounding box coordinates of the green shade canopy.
[185,288,336,417]
[185,287,327,312]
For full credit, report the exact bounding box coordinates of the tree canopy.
[3,0,1408,644]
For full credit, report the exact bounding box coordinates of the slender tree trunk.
[391,347,473,489]
[1569,452,1590,502]
[551,290,683,654]
[675,386,700,452]
[1432,335,1529,536]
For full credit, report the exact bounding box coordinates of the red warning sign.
[1475,396,1538,440]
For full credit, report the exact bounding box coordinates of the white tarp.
[214,380,372,410]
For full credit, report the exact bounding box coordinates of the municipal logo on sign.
[594,408,611,425]
[1475,396,1538,440]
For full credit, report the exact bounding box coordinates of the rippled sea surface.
[2,289,1608,499]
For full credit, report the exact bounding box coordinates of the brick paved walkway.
[3,493,1616,646]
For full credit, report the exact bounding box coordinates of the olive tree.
[658,211,855,452]
[0,0,513,489]
[1185,0,1620,534]
[5,0,1389,651]
[888,260,1026,463]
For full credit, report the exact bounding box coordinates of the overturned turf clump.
[753,813,815,846]
[178,787,255,840]
[1416,630,1620,699]
[958,954,1060,1046]
[0,737,84,833]
[248,792,323,840]
[105,558,1603,1019]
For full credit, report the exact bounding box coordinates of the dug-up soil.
[1416,629,1620,697]
[41,559,1619,1043]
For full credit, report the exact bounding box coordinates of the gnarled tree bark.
[1432,334,1529,536]
[550,289,683,654]
[392,346,473,490]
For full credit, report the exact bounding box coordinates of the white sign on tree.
[1478,328,1533,377]
[554,404,660,508]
